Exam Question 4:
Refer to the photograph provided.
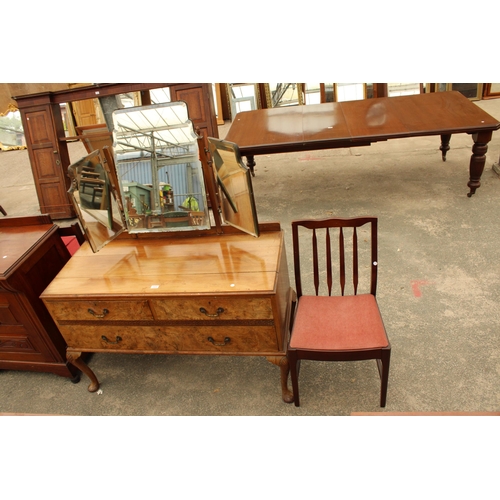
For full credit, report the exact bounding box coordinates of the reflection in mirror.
[67,150,125,252]
[451,83,483,100]
[112,102,210,233]
[303,84,322,104]
[265,84,304,107]
[228,84,257,118]
[387,83,421,96]
[208,138,259,238]
[334,83,366,102]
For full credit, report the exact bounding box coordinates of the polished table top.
[225,91,500,155]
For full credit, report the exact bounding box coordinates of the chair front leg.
[377,348,391,407]
[288,349,301,407]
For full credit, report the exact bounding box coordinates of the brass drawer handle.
[88,308,109,318]
[199,307,224,318]
[101,335,122,344]
[207,336,231,346]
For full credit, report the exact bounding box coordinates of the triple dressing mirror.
[67,101,260,252]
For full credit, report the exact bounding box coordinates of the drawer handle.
[199,307,224,318]
[207,336,231,346]
[101,335,122,344]
[88,308,109,318]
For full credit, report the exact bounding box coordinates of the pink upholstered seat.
[290,294,388,351]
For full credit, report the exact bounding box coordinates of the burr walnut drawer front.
[58,324,279,352]
[46,300,154,322]
[150,297,274,321]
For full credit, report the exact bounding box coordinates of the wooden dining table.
[224,91,500,197]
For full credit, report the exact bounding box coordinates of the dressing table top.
[41,230,285,298]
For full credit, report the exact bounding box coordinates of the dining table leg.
[440,134,451,161]
[245,155,256,176]
[467,130,493,197]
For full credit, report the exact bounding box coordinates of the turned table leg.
[67,351,100,392]
[440,134,451,161]
[267,356,294,403]
[467,131,493,197]
[245,155,256,177]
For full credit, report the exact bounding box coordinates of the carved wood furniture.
[225,91,500,196]
[13,83,218,220]
[41,225,294,402]
[0,215,79,379]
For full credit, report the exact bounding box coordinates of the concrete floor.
[1,98,500,417]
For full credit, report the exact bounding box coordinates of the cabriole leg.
[67,351,100,392]
[266,355,293,403]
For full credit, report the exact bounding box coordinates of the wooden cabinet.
[19,98,74,219]
[170,83,219,145]
[41,227,294,402]
[0,215,79,379]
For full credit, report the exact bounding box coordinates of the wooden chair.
[288,217,391,407]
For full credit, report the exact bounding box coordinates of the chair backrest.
[291,217,378,298]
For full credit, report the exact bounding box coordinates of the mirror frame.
[208,138,259,238]
[67,149,125,252]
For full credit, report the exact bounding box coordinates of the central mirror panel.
[112,102,210,233]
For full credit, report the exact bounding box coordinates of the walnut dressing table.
[41,226,294,402]
[40,102,295,403]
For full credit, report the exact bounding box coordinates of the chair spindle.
[339,227,345,296]
[353,227,358,295]
[312,228,319,295]
[326,227,332,296]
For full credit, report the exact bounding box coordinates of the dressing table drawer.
[46,300,154,322]
[151,297,274,321]
[59,324,279,353]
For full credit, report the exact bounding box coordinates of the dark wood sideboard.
[0,215,79,379]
